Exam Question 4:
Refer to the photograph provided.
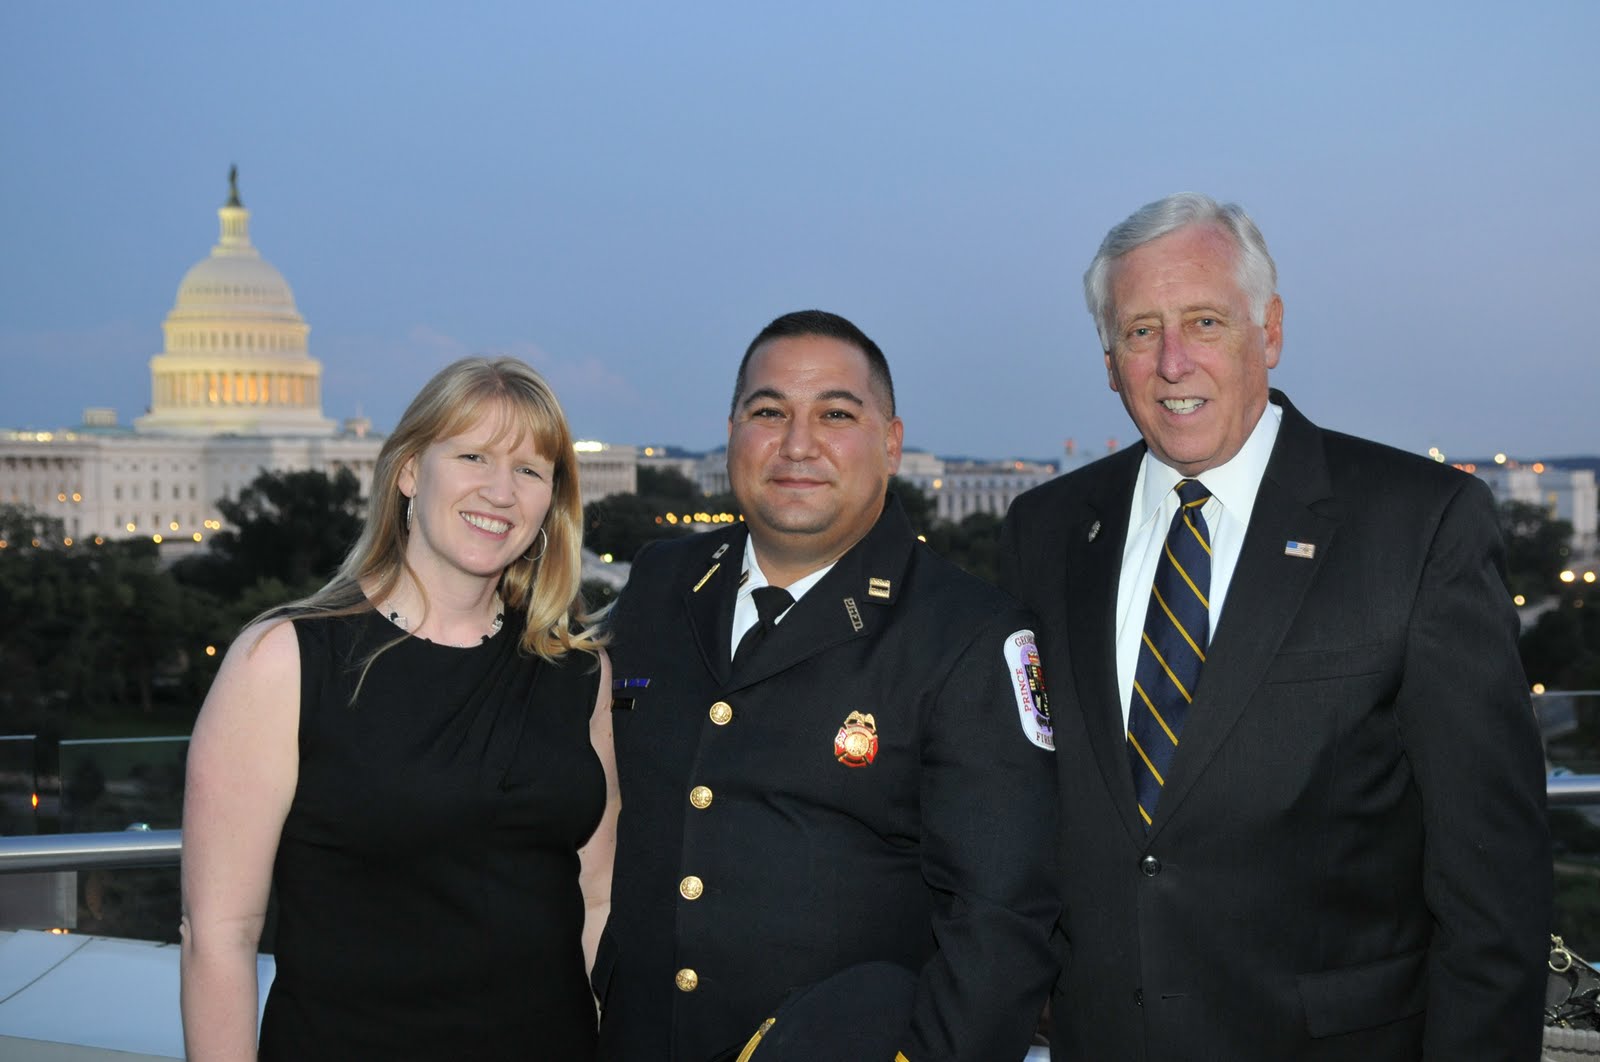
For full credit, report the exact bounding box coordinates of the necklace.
[384,594,505,646]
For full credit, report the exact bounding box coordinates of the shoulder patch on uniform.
[1003,629,1054,750]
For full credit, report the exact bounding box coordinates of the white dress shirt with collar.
[728,535,837,660]
[1114,402,1283,728]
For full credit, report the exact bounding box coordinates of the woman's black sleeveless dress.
[257,610,604,1060]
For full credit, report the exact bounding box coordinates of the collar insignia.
[692,562,720,592]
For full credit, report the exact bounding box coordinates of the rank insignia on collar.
[834,710,879,767]
[692,562,721,592]
[712,543,730,560]
[1087,519,1102,543]
[867,577,892,599]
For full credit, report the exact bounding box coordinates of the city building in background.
[896,450,1058,522]
[0,175,635,545]
[637,445,729,497]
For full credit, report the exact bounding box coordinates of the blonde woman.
[180,357,617,1060]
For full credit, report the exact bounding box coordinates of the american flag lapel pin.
[1284,540,1316,559]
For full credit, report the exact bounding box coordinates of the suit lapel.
[732,494,916,689]
[1149,393,1340,837]
[683,530,743,688]
[1064,449,1149,844]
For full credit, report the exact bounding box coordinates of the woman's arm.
[179,619,301,1062]
[577,649,618,977]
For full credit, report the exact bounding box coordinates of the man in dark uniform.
[596,310,1058,1061]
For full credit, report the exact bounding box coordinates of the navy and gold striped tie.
[1127,478,1212,828]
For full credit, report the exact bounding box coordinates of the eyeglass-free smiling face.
[727,333,903,585]
[398,408,553,587]
[1105,222,1283,477]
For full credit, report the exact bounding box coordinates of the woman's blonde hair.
[262,356,603,662]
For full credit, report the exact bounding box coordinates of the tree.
[637,466,699,503]
[174,467,366,597]
[0,502,66,547]
[0,534,212,727]
[889,476,936,533]
[583,466,722,562]
[924,511,1006,584]
[1499,500,1573,602]
[584,492,690,563]
[1521,591,1600,693]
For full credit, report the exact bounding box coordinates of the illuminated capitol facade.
[0,173,634,545]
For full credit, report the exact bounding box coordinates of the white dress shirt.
[1114,402,1283,728]
[728,536,836,660]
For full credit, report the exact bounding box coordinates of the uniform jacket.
[998,391,1551,1061]
[597,495,1059,1062]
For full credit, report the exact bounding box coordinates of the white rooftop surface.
[0,930,273,1061]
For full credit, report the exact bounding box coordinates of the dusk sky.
[3,2,1596,463]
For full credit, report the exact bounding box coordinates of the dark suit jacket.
[598,496,1058,1062]
[998,392,1551,1061]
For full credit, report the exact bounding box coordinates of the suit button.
[709,701,733,725]
[1140,855,1161,877]
[675,968,698,992]
[689,785,714,809]
[679,875,704,900]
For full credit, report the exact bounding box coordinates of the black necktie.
[733,585,794,668]
[1127,478,1212,828]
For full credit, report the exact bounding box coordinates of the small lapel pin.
[843,596,864,632]
[867,577,892,599]
[1087,519,1102,543]
[711,543,730,560]
[1284,541,1316,559]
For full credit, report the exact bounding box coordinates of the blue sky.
[2,1,1596,462]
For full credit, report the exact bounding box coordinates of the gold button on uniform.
[679,875,704,900]
[676,968,699,992]
[689,785,714,809]
[709,701,733,725]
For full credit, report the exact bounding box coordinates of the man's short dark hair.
[731,310,896,417]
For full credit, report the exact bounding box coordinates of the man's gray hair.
[1083,192,1278,352]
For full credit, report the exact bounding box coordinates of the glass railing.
[0,735,188,945]
[1538,691,1600,957]
[3,692,1600,952]
[0,734,40,836]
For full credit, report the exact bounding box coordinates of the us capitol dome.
[0,169,636,546]
[135,168,334,436]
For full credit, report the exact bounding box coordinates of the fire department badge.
[834,710,879,767]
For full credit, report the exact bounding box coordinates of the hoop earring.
[525,527,548,563]
[405,496,414,531]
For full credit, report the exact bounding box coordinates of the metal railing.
[0,827,183,874]
[4,772,1599,875]
[1548,774,1600,807]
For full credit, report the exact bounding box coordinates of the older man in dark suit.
[999,193,1551,1060]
